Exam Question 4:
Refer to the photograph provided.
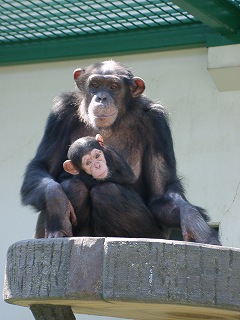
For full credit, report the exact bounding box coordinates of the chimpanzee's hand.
[180,205,221,245]
[45,182,77,238]
[47,201,77,238]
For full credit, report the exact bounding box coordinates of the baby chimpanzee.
[61,134,163,238]
[63,134,136,186]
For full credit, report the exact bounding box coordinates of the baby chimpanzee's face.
[81,148,108,180]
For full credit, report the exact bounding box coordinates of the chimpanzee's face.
[85,74,126,129]
[73,60,145,130]
[63,136,108,180]
[81,148,108,180]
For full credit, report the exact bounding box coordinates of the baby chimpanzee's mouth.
[93,168,108,180]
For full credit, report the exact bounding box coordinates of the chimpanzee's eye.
[86,160,92,166]
[95,153,100,159]
[90,82,99,89]
[110,83,118,90]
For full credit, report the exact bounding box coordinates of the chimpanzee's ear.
[131,77,145,97]
[73,68,85,81]
[63,160,79,175]
[96,134,104,147]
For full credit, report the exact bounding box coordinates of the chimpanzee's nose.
[94,162,100,169]
[95,92,107,103]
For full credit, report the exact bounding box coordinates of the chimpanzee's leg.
[150,191,221,245]
[35,211,46,238]
[61,178,92,236]
[90,183,169,238]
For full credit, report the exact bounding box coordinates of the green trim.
[0,24,219,66]
[172,0,240,34]
[207,31,240,47]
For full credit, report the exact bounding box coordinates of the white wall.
[1,48,240,319]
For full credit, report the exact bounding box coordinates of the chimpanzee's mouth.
[94,112,116,119]
[93,169,108,180]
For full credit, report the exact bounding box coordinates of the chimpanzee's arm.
[20,92,80,237]
[145,106,221,245]
[104,146,137,185]
[143,105,181,199]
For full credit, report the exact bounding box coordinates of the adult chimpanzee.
[62,134,163,237]
[21,60,220,244]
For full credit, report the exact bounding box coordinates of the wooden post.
[30,305,75,320]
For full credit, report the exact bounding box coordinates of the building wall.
[1,48,240,319]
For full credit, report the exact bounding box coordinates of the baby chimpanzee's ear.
[96,134,104,147]
[63,160,79,175]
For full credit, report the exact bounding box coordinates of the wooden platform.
[3,238,240,320]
